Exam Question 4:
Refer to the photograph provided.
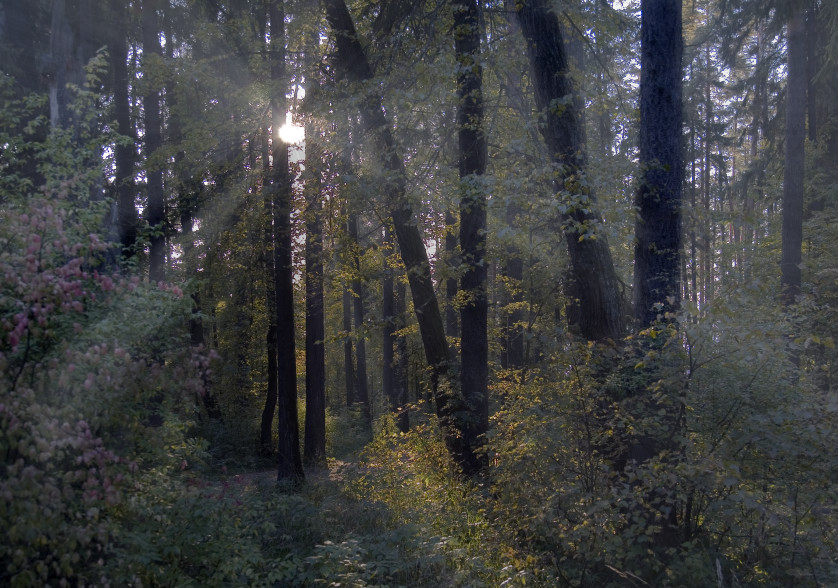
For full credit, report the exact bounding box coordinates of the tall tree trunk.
[261,126,278,455]
[270,0,304,484]
[142,0,165,284]
[782,9,806,309]
[633,0,683,325]
[382,227,397,423]
[628,0,684,549]
[445,207,459,357]
[342,284,356,406]
[395,278,410,432]
[453,0,489,473]
[516,0,625,342]
[110,0,137,260]
[304,118,327,466]
[325,0,479,473]
[348,214,371,426]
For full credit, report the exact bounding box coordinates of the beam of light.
[278,112,305,144]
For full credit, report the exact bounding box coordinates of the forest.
[1,0,837,585]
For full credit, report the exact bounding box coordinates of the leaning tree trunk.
[270,0,304,484]
[324,0,479,473]
[516,0,625,342]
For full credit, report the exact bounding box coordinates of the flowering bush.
[0,178,214,585]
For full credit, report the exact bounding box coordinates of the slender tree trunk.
[342,284,356,406]
[445,207,459,356]
[304,119,327,466]
[395,278,410,432]
[270,0,304,484]
[142,0,165,284]
[382,227,397,423]
[110,0,137,260]
[348,214,371,426]
[261,126,278,455]
[453,0,489,472]
[325,0,478,472]
[516,0,625,342]
[782,9,806,309]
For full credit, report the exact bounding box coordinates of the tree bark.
[348,214,371,427]
[382,227,397,423]
[110,0,137,260]
[516,0,625,342]
[633,0,683,326]
[342,284,356,406]
[142,0,165,284]
[270,0,304,484]
[454,0,489,472]
[303,62,327,468]
[324,0,479,472]
[781,9,806,308]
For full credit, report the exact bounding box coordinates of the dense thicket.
[1,0,837,585]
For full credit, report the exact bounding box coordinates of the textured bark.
[516,0,625,341]
[454,0,489,472]
[261,125,278,454]
[382,228,396,421]
[445,208,459,352]
[342,285,356,406]
[142,0,165,284]
[395,279,410,432]
[633,0,683,326]
[348,215,371,426]
[781,9,806,308]
[325,0,478,471]
[110,0,137,259]
[303,126,327,466]
[270,0,304,484]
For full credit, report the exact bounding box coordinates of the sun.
[278,112,305,144]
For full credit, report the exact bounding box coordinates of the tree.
[515,0,625,342]
[142,0,166,283]
[633,0,683,326]
[109,0,138,260]
[303,40,327,467]
[781,5,805,309]
[270,0,304,484]
[453,0,489,471]
[324,0,480,473]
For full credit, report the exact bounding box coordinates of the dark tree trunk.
[261,127,278,455]
[445,207,459,352]
[325,0,479,472]
[303,120,327,467]
[395,279,410,432]
[348,214,371,426]
[110,0,137,260]
[516,0,625,342]
[453,0,489,472]
[342,284,356,406]
[270,0,304,484]
[382,227,397,421]
[633,0,683,326]
[142,0,165,284]
[782,9,806,308]
[625,0,684,551]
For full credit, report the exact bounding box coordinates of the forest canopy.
[1,0,837,585]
